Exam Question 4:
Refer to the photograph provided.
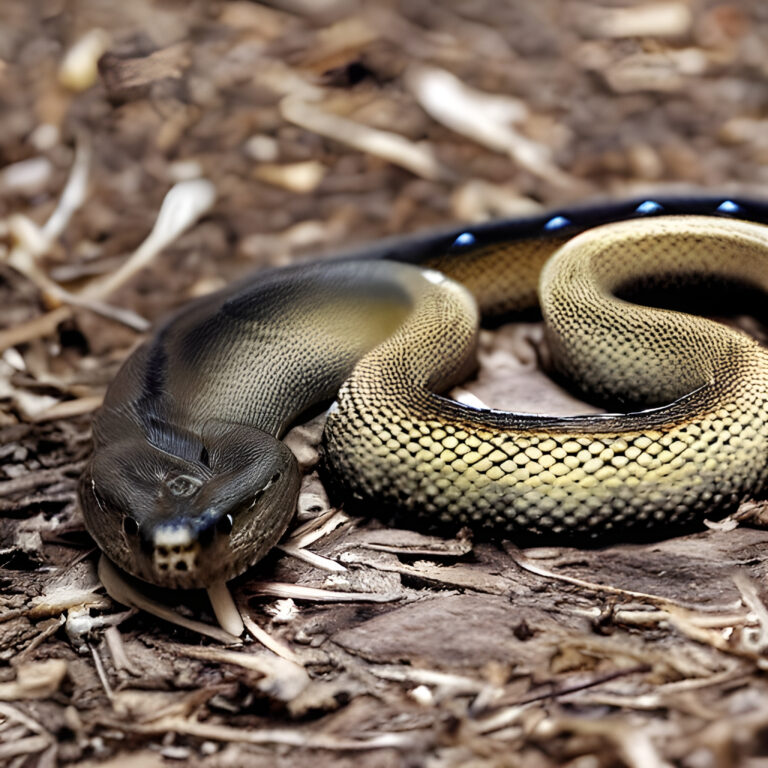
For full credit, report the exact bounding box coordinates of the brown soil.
[2,1,768,766]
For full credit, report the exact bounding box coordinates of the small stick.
[98,556,239,644]
[207,580,244,637]
[240,612,303,664]
[276,543,347,573]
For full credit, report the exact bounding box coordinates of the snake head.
[79,418,300,589]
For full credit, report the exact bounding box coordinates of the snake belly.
[79,198,768,589]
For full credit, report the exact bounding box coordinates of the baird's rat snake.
[78,196,768,589]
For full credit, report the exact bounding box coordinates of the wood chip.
[281,95,455,182]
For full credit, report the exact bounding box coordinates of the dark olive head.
[79,418,300,589]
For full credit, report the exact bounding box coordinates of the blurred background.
[2,0,767,335]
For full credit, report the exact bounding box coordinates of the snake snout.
[144,524,200,576]
[133,510,236,586]
[84,422,304,587]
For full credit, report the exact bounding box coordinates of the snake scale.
[79,196,768,589]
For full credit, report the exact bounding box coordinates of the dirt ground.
[3,1,768,766]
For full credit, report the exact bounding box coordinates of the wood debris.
[2,1,768,765]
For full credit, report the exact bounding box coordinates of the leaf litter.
[2,1,768,766]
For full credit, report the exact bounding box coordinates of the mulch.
[2,1,768,765]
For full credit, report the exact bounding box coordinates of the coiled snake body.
[79,197,768,588]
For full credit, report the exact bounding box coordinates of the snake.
[78,195,768,590]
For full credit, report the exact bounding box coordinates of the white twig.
[248,581,398,603]
[98,556,239,645]
[406,65,577,189]
[277,543,347,573]
[207,580,244,637]
[84,179,217,300]
[43,139,92,240]
[281,96,454,182]
[240,612,303,664]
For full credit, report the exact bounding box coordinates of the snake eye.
[123,516,139,536]
[217,514,234,535]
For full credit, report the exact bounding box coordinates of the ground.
[2,1,768,766]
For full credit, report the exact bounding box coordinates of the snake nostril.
[271,471,281,484]
[200,446,210,467]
